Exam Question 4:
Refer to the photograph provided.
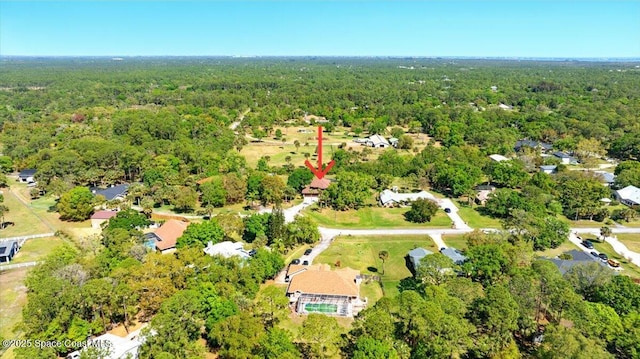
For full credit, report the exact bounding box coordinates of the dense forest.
[1,58,639,358]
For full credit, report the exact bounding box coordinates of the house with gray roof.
[407,247,433,270]
[544,250,605,274]
[0,241,19,263]
[514,140,553,153]
[90,184,130,201]
[440,247,467,265]
[594,171,615,187]
[18,169,36,183]
[553,151,578,165]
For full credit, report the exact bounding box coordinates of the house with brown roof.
[90,210,118,229]
[301,177,331,197]
[149,219,189,253]
[285,264,367,317]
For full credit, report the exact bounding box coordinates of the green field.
[616,233,640,253]
[455,205,502,229]
[0,190,52,238]
[441,234,469,250]
[10,237,64,264]
[303,206,451,229]
[314,235,439,301]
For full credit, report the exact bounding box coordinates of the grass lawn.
[303,206,451,229]
[0,267,29,359]
[558,215,608,228]
[620,221,640,228]
[536,241,581,259]
[591,241,640,279]
[615,233,640,253]
[10,236,64,264]
[314,235,439,301]
[455,205,502,229]
[441,234,468,250]
[0,190,52,238]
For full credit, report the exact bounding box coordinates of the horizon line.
[2,55,640,61]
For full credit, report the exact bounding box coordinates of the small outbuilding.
[90,210,118,229]
[18,169,36,183]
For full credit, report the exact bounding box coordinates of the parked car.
[581,240,594,249]
[290,259,301,265]
[607,259,620,268]
[590,251,599,257]
[302,260,309,265]
[444,208,451,213]
[598,253,608,261]
[304,248,313,255]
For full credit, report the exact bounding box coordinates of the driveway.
[438,199,471,230]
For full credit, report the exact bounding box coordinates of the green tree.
[352,337,400,359]
[201,179,226,207]
[320,171,375,210]
[294,140,301,153]
[287,168,314,191]
[58,186,95,221]
[106,209,150,232]
[177,220,224,248]
[257,328,300,359]
[173,186,198,212]
[469,285,519,357]
[254,285,290,328]
[417,252,455,286]
[261,175,286,205]
[243,213,271,243]
[536,325,613,359]
[286,215,320,246]
[397,134,414,150]
[404,198,439,223]
[299,313,342,359]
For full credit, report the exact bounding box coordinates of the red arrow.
[305,125,335,179]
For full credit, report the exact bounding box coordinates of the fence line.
[0,261,39,271]
[0,233,56,242]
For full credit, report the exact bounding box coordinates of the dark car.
[302,260,309,265]
[581,240,594,249]
[444,208,451,213]
[590,251,599,257]
[598,253,608,261]
[290,259,301,265]
[304,248,313,255]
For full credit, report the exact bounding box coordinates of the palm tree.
[294,140,301,153]
[600,226,612,241]
[378,250,389,275]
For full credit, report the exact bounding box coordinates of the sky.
[1,1,639,58]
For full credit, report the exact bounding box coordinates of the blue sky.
[1,1,639,58]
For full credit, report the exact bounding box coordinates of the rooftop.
[19,169,36,177]
[91,210,118,220]
[616,185,640,205]
[440,247,467,264]
[90,184,130,201]
[153,219,189,251]
[203,240,251,259]
[286,265,360,297]
[380,189,436,206]
[489,154,509,162]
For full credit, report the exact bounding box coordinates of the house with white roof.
[614,185,640,207]
[489,154,509,162]
[203,241,252,259]
[379,189,437,207]
[66,333,144,359]
[365,135,390,148]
